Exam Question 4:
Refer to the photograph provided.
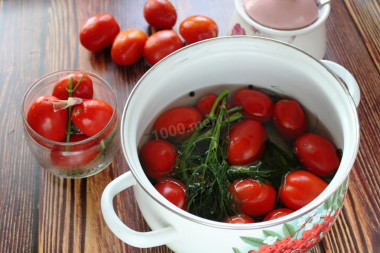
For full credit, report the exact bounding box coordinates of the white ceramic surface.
[229,0,331,59]
[101,36,360,253]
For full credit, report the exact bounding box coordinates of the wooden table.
[0,0,379,252]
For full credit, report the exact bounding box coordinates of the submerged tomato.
[227,119,266,165]
[196,93,231,116]
[141,139,177,180]
[27,95,68,142]
[230,179,276,217]
[263,208,294,221]
[52,72,93,100]
[279,170,328,210]
[71,99,114,137]
[231,88,273,122]
[154,106,202,140]
[179,15,218,44]
[273,100,307,142]
[143,30,183,65]
[225,214,254,224]
[111,29,147,66]
[155,178,187,210]
[294,133,340,177]
[143,0,177,29]
[79,13,120,52]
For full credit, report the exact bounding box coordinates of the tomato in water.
[279,170,328,210]
[272,99,308,142]
[52,72,93,100]
[79,13,120,52]
[141,139,177,180]
[154,106,202,140]
[294,133,340,177]
[50,134,100,169]
[179,15,218,44]
[155,178,187,210]
[111,29,147,66]
[225,214,254,224]
[231,88,273,122]
[227,119,266,165]
[196,93,231,116]
[263,208,294,221]
[27,95,68,142]
[71,98,114,137]
[143,30,183,65]
[230,178,276,217]
[143,0,177,29]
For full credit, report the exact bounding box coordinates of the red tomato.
[230,179,276,217]
[231,88,273,122]
[155,178,187,210]
[52,73,93,100]
[79,13,120,52]
[143,0,177,29]
[154,106,202,140]
[27,95,68,142]
[263,208,294,221]
[141,139,177,180]
[273,100,307,142]
[225,214,254,224]
[50,134,100,169]
[179,15,218,44]
[196,93,231,116]
[111,29,147,66]
[71,99,114,137]
[227,119,266,165]
[294,133,340,177]
[279,170,328,210]
[143,30,183,65]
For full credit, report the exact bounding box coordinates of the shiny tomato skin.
[263,208,294,221]
[143,0,177,29]
[225,214,254,224]
[273,100,307,142]
[155,178,187,210]
[52,73,93,100]
[27,95,68,142]
[154,106,202,140]
[71,99,114,137]
[79,13,120,52]
[230,179,276,217]
[50,134,100,169]
[279,170,328,210]
[231,88,273,122]
[294,133,340,177]
[141,139,177,180]
[143,30,183,65]
[179,15,218,44]
[111,29,147,66]
[227,119,266,165]
[196,93,231,116]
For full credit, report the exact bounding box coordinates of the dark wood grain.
[0,0,379,252]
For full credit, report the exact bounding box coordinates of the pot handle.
[321,60,361,107]
[101,171,178,248]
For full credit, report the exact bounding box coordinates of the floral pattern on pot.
[232,177,349,253]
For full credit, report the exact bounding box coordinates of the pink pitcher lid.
[243,0,319,30]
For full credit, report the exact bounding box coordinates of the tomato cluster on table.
[140,87,341,223]
[79,0,218,66]
[26,72,115,171]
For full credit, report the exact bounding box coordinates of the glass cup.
[22,70,120,178]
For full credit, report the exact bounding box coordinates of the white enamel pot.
[229,0,331,59]
[101,36,360,253]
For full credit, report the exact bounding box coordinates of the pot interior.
[121,36,359,224]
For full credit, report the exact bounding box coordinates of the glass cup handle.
[101,171,178,247]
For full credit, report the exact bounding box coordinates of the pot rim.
[121,36,360,230]
[234,0,331,36]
